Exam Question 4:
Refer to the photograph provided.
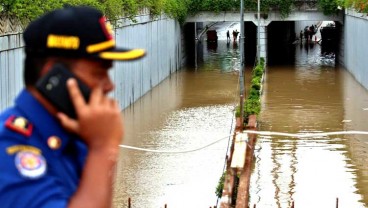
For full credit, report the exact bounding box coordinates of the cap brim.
[98,48,146,61]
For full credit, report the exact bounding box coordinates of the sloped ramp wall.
[0,12,184,111]
[0,25,24,111]
[343,10,368,90]
[111,13,183,108]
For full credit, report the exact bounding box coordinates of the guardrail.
[0,14,24,36]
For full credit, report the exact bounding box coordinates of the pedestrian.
[300,30,303,41]
[309,25,315,40]
[233,29,239,42]
[0,6,145,208]
[226,30,230,42]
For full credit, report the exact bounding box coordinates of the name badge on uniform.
[15,151,47,179]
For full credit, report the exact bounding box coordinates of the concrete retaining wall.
[111,13,185,108]
[0,32,24,111]
[0,12,185,111]
[342,10,368,90]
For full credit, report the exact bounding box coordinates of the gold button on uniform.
[47,136,62,150]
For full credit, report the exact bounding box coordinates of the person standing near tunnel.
[233,29,239,42]
[300,30,303,42]
[0,6,145,208]
[309,25,315,41]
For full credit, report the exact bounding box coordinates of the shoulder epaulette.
[5,116,33,137]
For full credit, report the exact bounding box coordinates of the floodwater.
[251,43,368,207]
[113,22,368,208]
[113,36,242,207]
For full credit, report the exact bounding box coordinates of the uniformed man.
[0,6,145,208]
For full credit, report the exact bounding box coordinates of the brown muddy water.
[113,38,368,207]
[252,43,368,207]
[113,39,243,208]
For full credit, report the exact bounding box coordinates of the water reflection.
[296,41,336,68]
[251,41,368,207]
[197,39,241,74]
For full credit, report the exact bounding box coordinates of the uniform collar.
[15,89,73,153]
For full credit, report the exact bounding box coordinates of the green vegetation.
[345,0,367,13]
[187,0,342,19]
[189,0,367,17]
[1,0,366,26]
[215,171,226,198]
[318,0,342,15]
[235,57,264,124]
[187,0,292,18]
[0,0,190,24]
[245,58,264,117]
[215,171,240,203]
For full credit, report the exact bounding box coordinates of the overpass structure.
[186,5,344,62]
[186,11,343,23]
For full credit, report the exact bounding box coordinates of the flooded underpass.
[113,22,368,207]
[113,30,243,207]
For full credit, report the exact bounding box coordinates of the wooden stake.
[336,198,339,208]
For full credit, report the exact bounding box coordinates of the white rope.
[119,135,232,154]
[119,131,368,153]
[243,130,368,138]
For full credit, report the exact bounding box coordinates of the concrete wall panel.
[0,14,183,111]
[344,11,368,90]
[0,33,24,110]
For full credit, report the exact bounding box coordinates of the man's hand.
[57,78,123,150]
[59,78,123,208]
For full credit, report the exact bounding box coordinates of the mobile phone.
[35,63,91,119]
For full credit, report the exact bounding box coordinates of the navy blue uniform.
[0,89,88,207]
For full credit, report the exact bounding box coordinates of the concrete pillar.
[259,25,267,63]
[337,21,344,66]
[253,20,270,63]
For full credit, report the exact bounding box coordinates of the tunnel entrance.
[267,21,297,65]
[184,21,341,67]
[183,22,258,67]
[267,21,341,66]
[243,22,257,65]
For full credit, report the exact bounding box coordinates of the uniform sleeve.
[0,140,69,208]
